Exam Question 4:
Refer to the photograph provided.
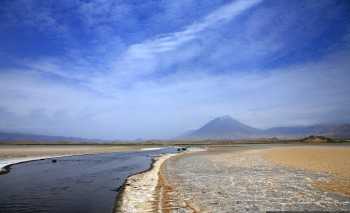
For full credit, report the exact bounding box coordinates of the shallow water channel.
[0,148,177,213]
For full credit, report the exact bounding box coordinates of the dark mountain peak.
[184,115,259,139]
[179,115,350,140]
[202,115,254,131]
[210,115,245,125]
[215,115,234,121]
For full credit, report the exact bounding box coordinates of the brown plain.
[262,146,350,196]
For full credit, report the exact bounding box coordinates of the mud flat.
[161,145,350,212]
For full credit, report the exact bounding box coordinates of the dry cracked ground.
[160,145,350,213]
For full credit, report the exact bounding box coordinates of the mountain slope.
[181,116,350,139]
[183,115,260,139]
[0,132,97,143]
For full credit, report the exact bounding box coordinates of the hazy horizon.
[1,0,350,139]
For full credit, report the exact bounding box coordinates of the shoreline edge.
[115,153,177,213]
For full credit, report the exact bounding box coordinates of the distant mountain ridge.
[181,115,350,139]
[0,132,99,143]
[2,116,350,142]
[181,115,260,139]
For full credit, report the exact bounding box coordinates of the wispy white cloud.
[108,0,262,79]
[1,0,349,139]
[1,49,349,139]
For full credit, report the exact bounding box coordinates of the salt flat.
[161,145,350,212]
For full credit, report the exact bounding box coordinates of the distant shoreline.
[0,145,165,175]
[0,154,84,175]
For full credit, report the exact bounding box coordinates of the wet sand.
[116,154,177,213]
[261,146,350,196]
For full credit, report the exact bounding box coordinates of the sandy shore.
[116,147,205,213]
[4,144,349,212]
[160,145,350,212]
[0,145,159,174]
[116,153,177,213]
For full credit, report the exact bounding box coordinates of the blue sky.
[0,0,349,139]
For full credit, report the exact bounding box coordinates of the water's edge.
[0,154,83,175]
[113,157,158,212]
[0,148,178,213]
[0,148,167,175]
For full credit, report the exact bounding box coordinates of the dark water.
[0,148,177,213]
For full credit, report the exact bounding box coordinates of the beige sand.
[261,146,350,196]
[116,154,176,213]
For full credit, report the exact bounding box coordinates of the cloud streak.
[93,0,262,88]
[1,49,349,139]
[0,0,349,139]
